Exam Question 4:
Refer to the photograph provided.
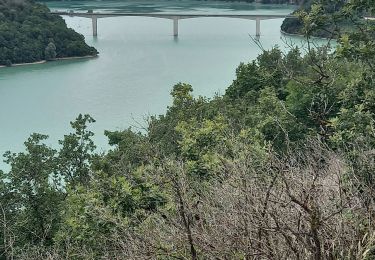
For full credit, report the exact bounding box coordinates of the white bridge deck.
[51,11,295,37]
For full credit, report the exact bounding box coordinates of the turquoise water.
[0,1,308,169]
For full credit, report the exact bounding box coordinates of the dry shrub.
[120,140,375,259]
[13,140,375,260]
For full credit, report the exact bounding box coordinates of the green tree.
[176,116,229,178]
[58,114,96,189]
[100,129,153,174]
[1,134,63,248]
[44,42,56,61]
[55,167,167,258]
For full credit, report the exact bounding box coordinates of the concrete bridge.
[51,11,295,37]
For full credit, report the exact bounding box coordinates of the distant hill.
[0,0,98,66]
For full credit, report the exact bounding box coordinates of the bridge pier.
[51,11,294,38]
[92,17,98,36]
[173,17,179,37]
[256,18,260,37]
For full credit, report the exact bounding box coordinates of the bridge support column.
[256,18,260,37]
[173,18,179,37]
[92,17,98,37]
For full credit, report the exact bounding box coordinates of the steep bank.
[0,0,98,66]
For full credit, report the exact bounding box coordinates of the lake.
[0,0,308,169]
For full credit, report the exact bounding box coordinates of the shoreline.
[280,29,303,37]
[280,29,335,40]
[0,55,98,68]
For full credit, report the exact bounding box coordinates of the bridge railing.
[51,10,295,37]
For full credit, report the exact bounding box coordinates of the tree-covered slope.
[0,0,97,66]
[281,0,370,38]
[1,0,375,259]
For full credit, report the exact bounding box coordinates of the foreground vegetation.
[0,0,97,66]
[1,0,375,259]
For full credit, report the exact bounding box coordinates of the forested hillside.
[1,0,375,259]
[281,0,371,38]
[0,0,97,66]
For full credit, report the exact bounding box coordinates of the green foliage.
[226,48,298,101]
[58,114,96,189]
[148,83,212,156]
[0,115,97,257]
[1,1,375,258]
[331,105,375,146]
[176,116,228,177]
[0,0,97,65]
[102,129,152,173]
[1,134,63,247]
[281,0,359,38]
[55,167,167,256]
[226,61,262,99]
[44,42,56,61]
